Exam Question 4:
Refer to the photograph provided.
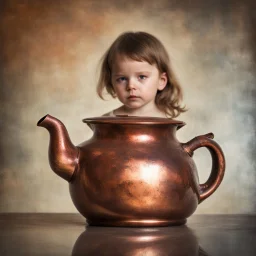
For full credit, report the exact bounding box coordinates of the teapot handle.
[182,133,225,203]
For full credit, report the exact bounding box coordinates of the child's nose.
[126,78,137,91]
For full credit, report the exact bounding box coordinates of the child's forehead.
[113,54,148,66]
[111,53,156,67]
[111,55,159,73]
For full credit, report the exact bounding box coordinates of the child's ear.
[158,72,168,91]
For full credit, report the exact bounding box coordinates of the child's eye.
[117,77,127,83]
[139,75,147,80]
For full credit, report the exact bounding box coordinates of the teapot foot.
[86,218,187,227]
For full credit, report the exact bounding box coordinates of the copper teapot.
[37,115,225,227]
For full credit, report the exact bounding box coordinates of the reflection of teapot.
[72,226,210,256]
[38,115,225,227]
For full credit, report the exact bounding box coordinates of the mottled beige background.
[0,0,255,214]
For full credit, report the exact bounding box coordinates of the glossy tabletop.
[0,214,255,255]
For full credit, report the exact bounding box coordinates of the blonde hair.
[97,31,186,118]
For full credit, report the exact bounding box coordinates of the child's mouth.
[128,96,138,99]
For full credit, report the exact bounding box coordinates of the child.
[97,31,186,118]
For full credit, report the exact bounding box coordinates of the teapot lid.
[83,115,185,126]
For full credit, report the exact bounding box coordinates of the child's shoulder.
[102,110,115,117]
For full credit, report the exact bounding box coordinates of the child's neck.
[114,104,167,118]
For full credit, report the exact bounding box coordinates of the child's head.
[97,31,186,118]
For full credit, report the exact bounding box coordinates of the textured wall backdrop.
[0,0,255,214]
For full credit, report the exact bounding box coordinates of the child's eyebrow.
[135,71,151,74]
[113,73,126,77]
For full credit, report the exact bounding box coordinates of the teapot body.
[69,117,202,227]
[38,115,225,227]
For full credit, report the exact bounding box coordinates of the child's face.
[111,55,167,112]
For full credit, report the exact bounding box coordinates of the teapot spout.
[37,114,79,182]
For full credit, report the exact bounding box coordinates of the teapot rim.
[82,116,186,126]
